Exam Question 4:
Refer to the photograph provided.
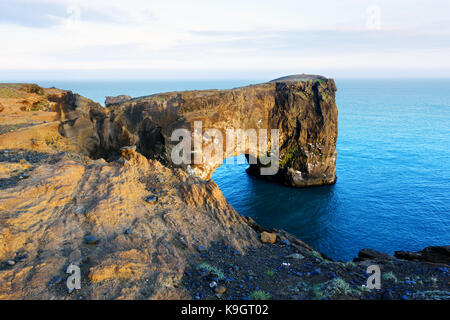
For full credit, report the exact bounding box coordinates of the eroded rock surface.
[57,75,338,187]
[0,148,259,299]
[1,83,448,300]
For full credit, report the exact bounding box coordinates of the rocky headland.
[59,74,338,187]
[0,81,448,300]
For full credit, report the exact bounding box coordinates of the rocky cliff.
[0,147,260,299]
[57,75,338,187]
[1,83,448,300]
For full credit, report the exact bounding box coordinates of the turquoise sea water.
[37,79,450,261]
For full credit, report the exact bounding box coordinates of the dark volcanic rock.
[354,248,396,262]
[57,76,338,188]
[182,240,450,300]
[47,91,110,159]
[395,246,450,265]
[105,95,132,107]
[84,235,100,245]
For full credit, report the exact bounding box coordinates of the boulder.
[215,285,227,294]
[260,232,277,244]
[354,248,396,262]
[286,253,304,260]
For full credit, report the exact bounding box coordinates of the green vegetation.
[279,146,301,168]
[382,272,398,283]
[312,278,367,300]
[152,96,168,102]
[312,278,352,300]
[358,285,371,293]
[196,262,225,280]
[311,251,324,261]
[31,100,50,111]
[249,290,271,300]
[264,269,275,277]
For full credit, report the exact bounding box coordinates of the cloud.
[0,0,66,27]
[0,0,156,27]
[0,0,449,78]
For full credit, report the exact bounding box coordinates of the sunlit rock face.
[58,75,338,187]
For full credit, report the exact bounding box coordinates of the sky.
[1,0,450,80]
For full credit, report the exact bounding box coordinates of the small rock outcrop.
[394,246,450,265]
[260,231,277,244]
[354,248,396,262]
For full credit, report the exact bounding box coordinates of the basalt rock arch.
[56,75,338,187]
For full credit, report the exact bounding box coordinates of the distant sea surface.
[37,79,450,261]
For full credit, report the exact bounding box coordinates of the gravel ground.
[0,149,67,190]
[0,122,47,135]
[182,240,450,300]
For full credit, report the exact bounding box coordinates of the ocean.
[37,79,450,261]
